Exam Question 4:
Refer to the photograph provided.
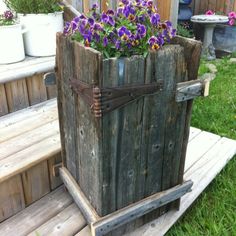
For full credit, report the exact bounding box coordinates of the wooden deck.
[0,125,235,236]
[0,56,56,116]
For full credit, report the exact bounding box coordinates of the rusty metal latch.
[70,79,164,118]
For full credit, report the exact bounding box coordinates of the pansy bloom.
[63,0,176,58]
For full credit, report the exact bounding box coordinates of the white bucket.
[18,12,63,57]
[0,23,25,64]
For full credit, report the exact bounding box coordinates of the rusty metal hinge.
[70,79,164,117]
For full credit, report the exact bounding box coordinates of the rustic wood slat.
[0,134,60,184]
[91,181,193,236]
[0,98,57,129]
[48,153,63,190]
[0,120,59,160]
[0,175,25,223]
[58,36,78,179]
[185,131,221,172]
[22,161,51,206]
[0,56,55,84]
[73,40,103,214]
[26,74,48,105]
[0,105,58,143]
[27,203,86,236]
[5,79,29,113]
[0,84,8,116]
[127,137,236,236]
[0,187,73,236]
[59,167,99,224]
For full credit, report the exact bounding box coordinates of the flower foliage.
[205,9,236,26]
[64,0,176,58]
[0,10,15,26]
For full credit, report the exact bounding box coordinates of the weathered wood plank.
[28,203,86,236]
[185,131,221,172]
[0,84,8,116]
[5,79,29,112]
[73,41,103,214]
[0,175,25,223]
[91,181,193,236]
[0,187,73,236]
[0,104,58,143]
[0,120,59,160]
[58,36,78,179]
[22,161,50,206]
[0,134,60,184]
[127,137,236,236]
[26,74,47,105]
[0,56,55,84]
[0,98,57,129]
[48,153,63,190]
[59,167,99,224]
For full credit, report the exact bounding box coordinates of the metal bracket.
[70,79,164,118]
[44,72,56,86]
[176,79,210,102]
[52,162,63,177]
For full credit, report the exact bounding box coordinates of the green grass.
[167,57,236,236]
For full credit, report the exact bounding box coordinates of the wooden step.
[0,56,56,116]
[0,129,235,236]
[0,99,62,222]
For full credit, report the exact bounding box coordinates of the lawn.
[167,56,236,236]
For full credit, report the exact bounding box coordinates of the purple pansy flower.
[137,23,146,37]
[150,13,160,25]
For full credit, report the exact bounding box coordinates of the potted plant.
[0,10,25,64]
[5,0,63,56]
[56,1,202,235]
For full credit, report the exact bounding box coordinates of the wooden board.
[0,120,59,160]
[28,204,86,236]
[0,104,58,143]
[5,79,29,113]
[0,56,55,84]
[127,135,236,236]
[0,187,73,236]
[22,161,50,206]
[0,175,25,223]
[0,98,57,129]
[26,74,48,105]
[0,84,8,116]
[0,133,60,184]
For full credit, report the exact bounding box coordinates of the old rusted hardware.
[70,79,164,118]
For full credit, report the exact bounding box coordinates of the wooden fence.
[66,0,179,27]
[191,0,236,15]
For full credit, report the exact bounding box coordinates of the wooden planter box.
[56,34,202,235]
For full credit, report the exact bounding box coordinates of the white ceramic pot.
[0,23,25,64]
[18,12,63,57]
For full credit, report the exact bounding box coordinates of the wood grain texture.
[0,187,73,236]
[26,74,47,105]
[5,79,29,112]
[28,203,86,236]
[0,84,8,116]
[0,175,25,223]
[22,161,50,206]
[126,135,236,236]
